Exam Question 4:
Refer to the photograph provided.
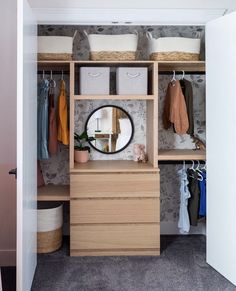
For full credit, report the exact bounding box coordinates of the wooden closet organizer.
[38,60,206,256]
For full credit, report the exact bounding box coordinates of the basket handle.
[146,31,153,40]
[88,72,102,78]
[84,30,89,38]
[126,72,141,79]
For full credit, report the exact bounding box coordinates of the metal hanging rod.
[37,70,70,75]
[159,71,205,75]
[158,160,206,165]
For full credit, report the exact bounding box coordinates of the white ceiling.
[29,0,236,25]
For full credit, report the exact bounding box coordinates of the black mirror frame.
[85,105,134,155]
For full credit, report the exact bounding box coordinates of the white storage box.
[146,32,201,61]
[85,31,138,61]
[38,32,77,60]
[80,67,110,95]
[116,67,148,95]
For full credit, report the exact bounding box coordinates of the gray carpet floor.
[31,235,236,291]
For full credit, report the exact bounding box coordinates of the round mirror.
[85,105,134,154]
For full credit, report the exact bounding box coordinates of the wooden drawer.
[71,198,160,224]
[70,173,159,198]
[71,224,160,252]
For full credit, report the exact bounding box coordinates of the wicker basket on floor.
[37,203,63,253]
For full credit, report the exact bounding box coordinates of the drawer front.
[71,173,159,198]
[71,224,160,251]
[71,198,160,224]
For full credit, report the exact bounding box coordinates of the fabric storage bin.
[80,67,110,95]
[38,31,77,61]
[85,31,138,61]
[37,202,63,253]
[146,32,201,61]
[116,67,148,95]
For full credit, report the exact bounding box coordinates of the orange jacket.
[163,80,189,135]
[57,80,69,145]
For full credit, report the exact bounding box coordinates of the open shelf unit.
[157,60,206,163]
[70,60,158,171]
[37,60,206,199]
[37,61,71,201]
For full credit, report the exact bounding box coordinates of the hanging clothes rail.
[159,71,205,75]
[37,70,70,75]
[158,160,206,165]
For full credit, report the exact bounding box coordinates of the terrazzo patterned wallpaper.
[38,25,206,224]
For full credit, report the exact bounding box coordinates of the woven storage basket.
[38,32,77,61]
[85,31,138,61]
[37,203,63,253]
[146,32,201,61]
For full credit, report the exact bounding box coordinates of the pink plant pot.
[74,150,89,163]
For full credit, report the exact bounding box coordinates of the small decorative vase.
[74,150,89,163]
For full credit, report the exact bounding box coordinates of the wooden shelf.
[158,149,206,161]
[37,184,70,201]
[158,61,205,73]
[73,60,155,66]
[37,60,71,70]
[74,95,155,100]
[71,160,158,173]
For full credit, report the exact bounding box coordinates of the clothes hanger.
[42,70,45,80]
[196,160,202,172]
[50,70,56,88]
[190,160,195,171]
[171,70,176,85]
[181,70,185,80]
[188,160,195,178]
[61,70,64,81]
[201,161,207,171]
[196,160,204,181]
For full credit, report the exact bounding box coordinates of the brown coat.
[163,80,189,135]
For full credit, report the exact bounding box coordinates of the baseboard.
[0,250,16,267]
[160,221,206,235]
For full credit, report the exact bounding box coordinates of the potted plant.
[74,131,95,163]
